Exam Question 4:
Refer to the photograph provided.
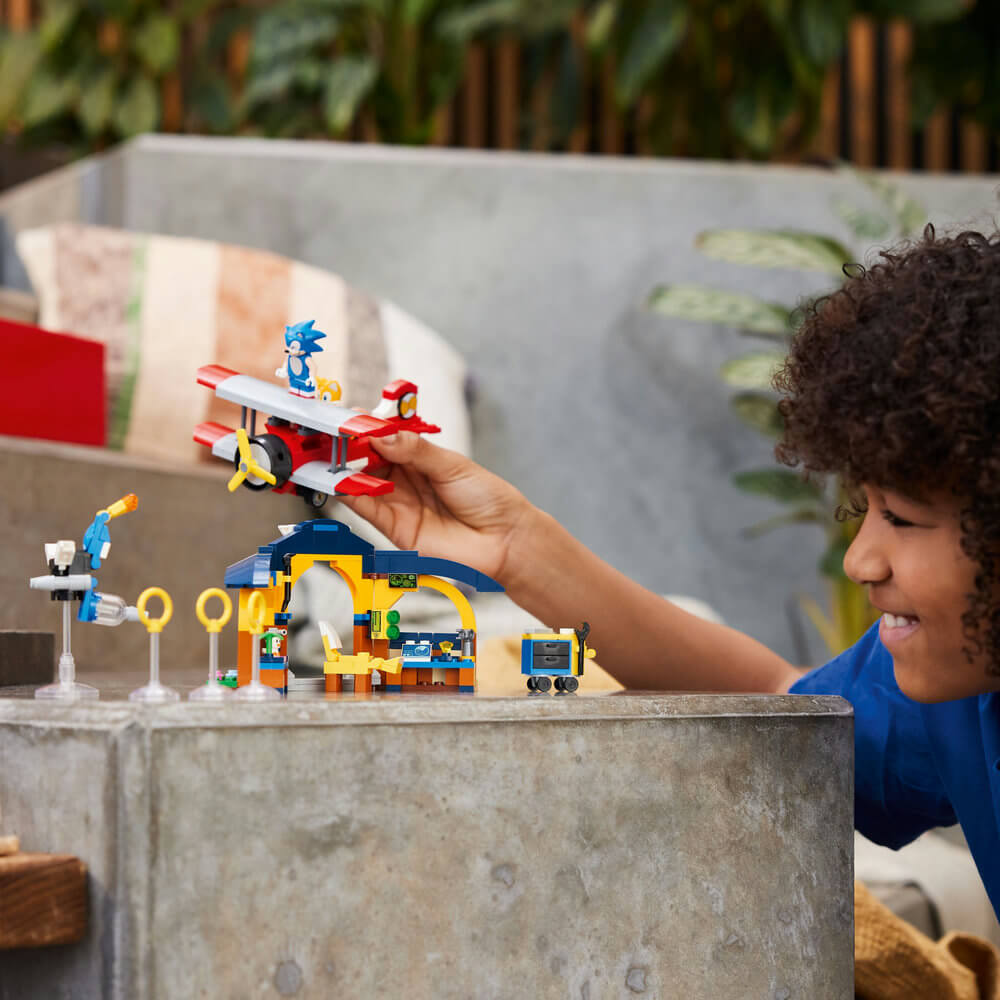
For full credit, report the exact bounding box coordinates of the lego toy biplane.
[193,320,440,508]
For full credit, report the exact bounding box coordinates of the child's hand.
[337,431,535,586]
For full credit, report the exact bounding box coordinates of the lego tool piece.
[190,589,234,702]
[129,588,180,704]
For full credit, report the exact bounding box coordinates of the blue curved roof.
[225,518,503,593]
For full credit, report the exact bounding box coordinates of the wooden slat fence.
[1,4,995,173]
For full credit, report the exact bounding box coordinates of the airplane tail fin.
[371,379,441,434]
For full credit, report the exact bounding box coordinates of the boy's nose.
[843,520,890,585]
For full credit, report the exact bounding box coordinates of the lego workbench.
[0,686,852,999]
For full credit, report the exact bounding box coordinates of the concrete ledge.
[0,691,853,999]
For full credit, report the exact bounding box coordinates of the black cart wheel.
[526,676,538,693]
[563,675,579,693]
[534,676,552,693]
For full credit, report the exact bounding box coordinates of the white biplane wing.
[198,366,395,439]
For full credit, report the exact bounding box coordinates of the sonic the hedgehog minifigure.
[275,319,326,398]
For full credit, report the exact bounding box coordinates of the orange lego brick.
[237,629,253,687]
[260,668,286,691]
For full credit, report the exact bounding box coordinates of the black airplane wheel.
[296,487,328,510]
[235,434,292,491]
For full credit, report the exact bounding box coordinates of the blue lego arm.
[81,512,111,569]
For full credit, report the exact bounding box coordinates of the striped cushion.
[16,223,470,463]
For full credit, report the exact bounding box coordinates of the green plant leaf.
[848,167,927,238]
[732,468,825,504]
[112,75,159,136]
[616,2,687,106]
[586,0,618,50]
[190,70,235,132]
[404,0,441,22]
[719,350,786,389]
[244,62,298,106]
[0,33,42,128]
[830,195,891,242]
[251,6,340,66]
[20,67,77,128]
[38,0,80,52]
[728,85,778,156]
[696,229,852,275]
[323,55,379,133]
[730,391,784,437]
[439,0,520,40]
[295,56,327,92]
[77,67,117,137]
[132,14,181,74]
[648,283,793,337]
[797,0,848,66]
[742,506,824,539]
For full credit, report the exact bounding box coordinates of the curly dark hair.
[774,224,1000,672]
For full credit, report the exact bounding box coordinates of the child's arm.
[501,507,804,692]
[340,432,803,694]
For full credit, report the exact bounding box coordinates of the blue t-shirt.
[791,622,1000,916]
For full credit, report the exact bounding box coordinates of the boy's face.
[844,484,997,702]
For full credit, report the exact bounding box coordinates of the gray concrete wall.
[0,692,853,999]
[3,137,998,663]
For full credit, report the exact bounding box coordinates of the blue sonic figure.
[276,319,326,398]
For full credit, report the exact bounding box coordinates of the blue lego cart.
[520,622,594,694]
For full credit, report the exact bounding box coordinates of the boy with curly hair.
[342,225,1000,916]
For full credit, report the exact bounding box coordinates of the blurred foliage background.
[0,0,994,657]
[0,0,995,174]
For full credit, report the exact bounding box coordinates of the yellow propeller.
[227,428,277,492]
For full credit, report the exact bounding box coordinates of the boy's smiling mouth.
[878,610,921,645]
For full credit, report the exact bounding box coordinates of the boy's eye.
[881,509,913,528]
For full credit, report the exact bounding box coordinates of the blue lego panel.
[369,551,503,593]
[225,551,275,589]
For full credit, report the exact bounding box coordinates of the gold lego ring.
[137,587,173,634]
[246,591,267,635]
[196,588,232,633]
